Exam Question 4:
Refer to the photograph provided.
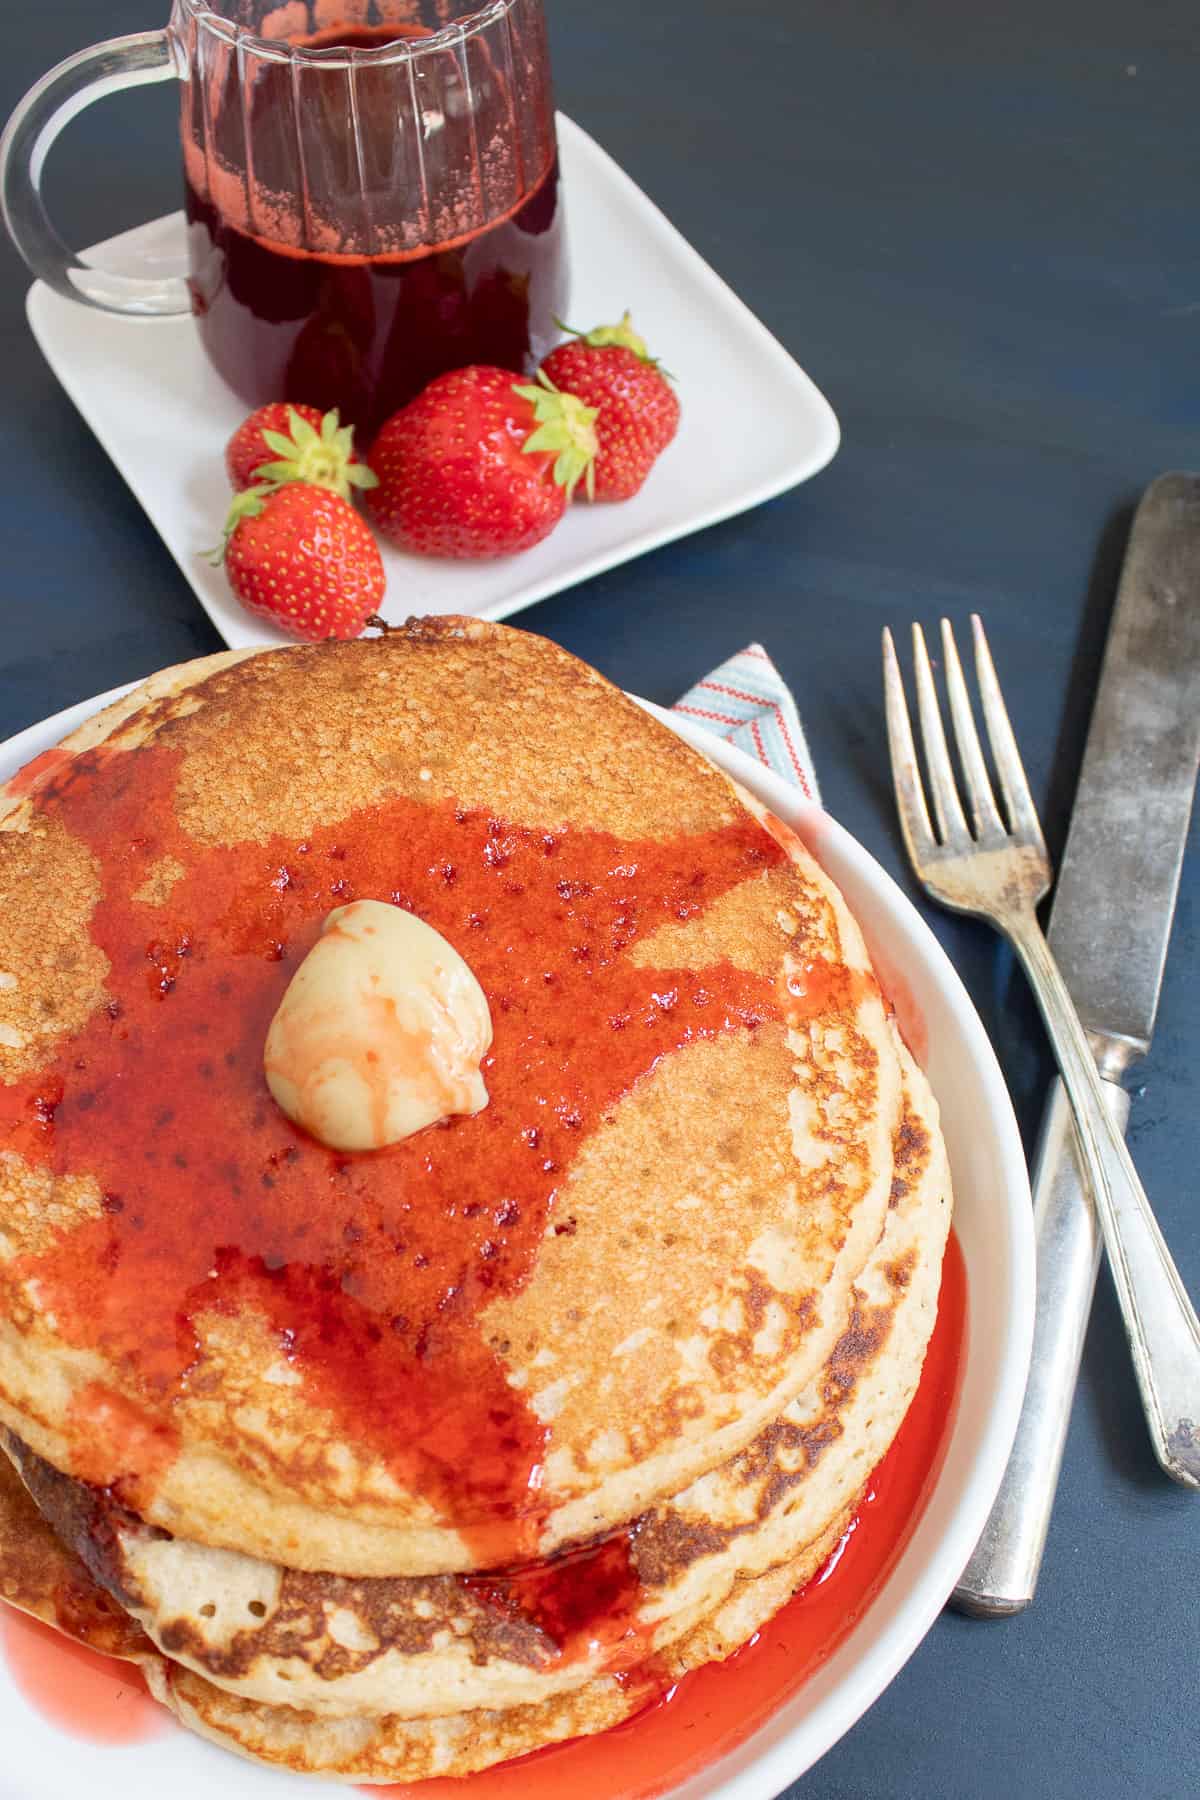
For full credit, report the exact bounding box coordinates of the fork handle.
[952,1073,1125,1615]
[1010,910,1200,1490]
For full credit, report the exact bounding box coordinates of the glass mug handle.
[0,31,190,315]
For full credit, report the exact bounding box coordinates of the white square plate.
[26,114,839,648]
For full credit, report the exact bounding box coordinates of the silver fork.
[883,614,1200,1487]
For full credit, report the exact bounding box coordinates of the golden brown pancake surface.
[0,623,900,1576]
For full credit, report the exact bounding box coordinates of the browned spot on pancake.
[889,1104,930,1207]
[160,626,743,848]
[0,1435,151,1657]
[704,1279,816,1384]
[825,1299,893,1400]
[628,1511,733,1587]
[752,1418,846,1526]
[741,1271,774,1336]
[156,1562,561,1682]
[631,1401,851,1590]
[884,1250,918,1290]
[633,1287,900,1589]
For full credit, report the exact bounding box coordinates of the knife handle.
[951,1074,1128,1617]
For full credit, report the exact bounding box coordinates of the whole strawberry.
[219,484,385,641]
[540,312,680,501]
[367,365,597,558]
[225,403,377,503]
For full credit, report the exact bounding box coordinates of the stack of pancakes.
[0,621,951,1782]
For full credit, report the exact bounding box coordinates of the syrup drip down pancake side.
[0,1047,954,1778]
[0,624,901,1578]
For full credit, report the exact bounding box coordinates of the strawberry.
[224,404,377,503]
[540,312,680,501]
[366,365,597,558]
[218,483,385,641]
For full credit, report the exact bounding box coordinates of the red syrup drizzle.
[0,1611,167,1745]
[4,745,73,798]
[0,740,785,1566]
[362,1231,967,1800]
[464,1529,656,1676]
[0,1239,964,1763]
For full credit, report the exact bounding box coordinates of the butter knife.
[953,471,1200,1617]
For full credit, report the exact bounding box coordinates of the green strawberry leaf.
[289,409,322,450]
[345,463,380,490]
[208,484,272,564]
[247,408,370,503]
[261,431,300,459]
[517,376,599,501]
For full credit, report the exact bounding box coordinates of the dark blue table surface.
[1,4,1197,1797]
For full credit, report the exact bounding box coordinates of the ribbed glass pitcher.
[1,1,569,433]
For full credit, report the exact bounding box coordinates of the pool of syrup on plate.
[0,1611,165,1746]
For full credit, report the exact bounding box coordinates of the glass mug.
[0,1,569,434]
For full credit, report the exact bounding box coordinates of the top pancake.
[0,621,900,1575]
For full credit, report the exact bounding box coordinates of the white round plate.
[0,682,1034,1800]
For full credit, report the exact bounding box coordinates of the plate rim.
[0,674,1034,1799]
[646,702,1034,1799]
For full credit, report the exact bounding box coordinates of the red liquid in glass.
[185,25,568,436]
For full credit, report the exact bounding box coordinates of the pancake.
[0,622,902,1577]
[3,1040,949,1728]
[143,1515,859,1785]
[0,1446,151,1664]
[0,1430,850,1784]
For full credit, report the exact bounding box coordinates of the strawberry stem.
[207,485,272,564]
[249,405,378,501]
[554,309,650,359]
[514,375,599,502]
[552,310,674,382]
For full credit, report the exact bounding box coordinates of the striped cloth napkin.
[673,644,820,804]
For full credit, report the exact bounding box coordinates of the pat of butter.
[264,900,492,1152]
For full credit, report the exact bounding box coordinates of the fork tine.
[911,623,970,846]
[970,614,1049,855]
[940,618,1005,838]
[882,627,936,863]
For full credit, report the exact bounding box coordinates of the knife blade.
[953,471,1200,1616]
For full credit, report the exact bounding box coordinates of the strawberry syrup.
[0,739,785,1565]
[0,1611,167,1746]
[0,1236,964,1778]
